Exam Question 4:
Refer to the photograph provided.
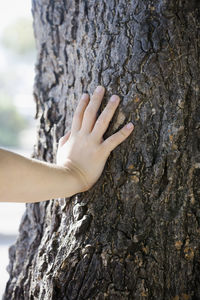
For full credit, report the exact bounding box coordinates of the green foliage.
[0,93,28,147]
[1,17,35,55]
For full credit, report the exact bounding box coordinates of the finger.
[71,93,90,133]
[101,123,134,154]
[91,95,120,141]
[81,85,105,133]
[58,131,71,147]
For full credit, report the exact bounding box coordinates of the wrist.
[61,159,90,193]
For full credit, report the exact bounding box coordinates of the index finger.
[71,93,90,133]
[101,123,134,154]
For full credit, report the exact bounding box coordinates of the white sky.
[0,0,34,231]
[0,2,34,296]
[0,0,32,34]
[0,0,37,147]
[0,0,36,229]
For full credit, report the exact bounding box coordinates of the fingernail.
[126,122,134,130]
[96,85,104,93]
[81,93,88,100]
[110,95,119,102]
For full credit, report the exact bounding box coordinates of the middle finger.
[91,95,120,141]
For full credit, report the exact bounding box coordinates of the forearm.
[0,86,134,203]
[0,148,81,203]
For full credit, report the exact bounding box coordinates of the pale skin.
[0,85,134,203]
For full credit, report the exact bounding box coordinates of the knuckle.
[105,104,115,116]
[74,110,81,118]
[119,129,127,138]
[85,105,96,114]
[95,119,102,127]
[101,143,111,156]
[98,114,108,124]
[106,102,114,110]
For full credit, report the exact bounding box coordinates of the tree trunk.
[3,1,200,299]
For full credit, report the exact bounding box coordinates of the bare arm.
[0,148,83,202]
[0,85,134,203]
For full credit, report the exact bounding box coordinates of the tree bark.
[3,0,200,299]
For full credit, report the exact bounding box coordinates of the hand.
[56,85,134,193]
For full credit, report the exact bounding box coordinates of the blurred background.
[0,0,37,297]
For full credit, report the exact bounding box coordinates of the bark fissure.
[3,1,200,299]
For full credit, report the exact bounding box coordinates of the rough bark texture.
[3,0,200,299]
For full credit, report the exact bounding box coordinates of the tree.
[3,0,200,299]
